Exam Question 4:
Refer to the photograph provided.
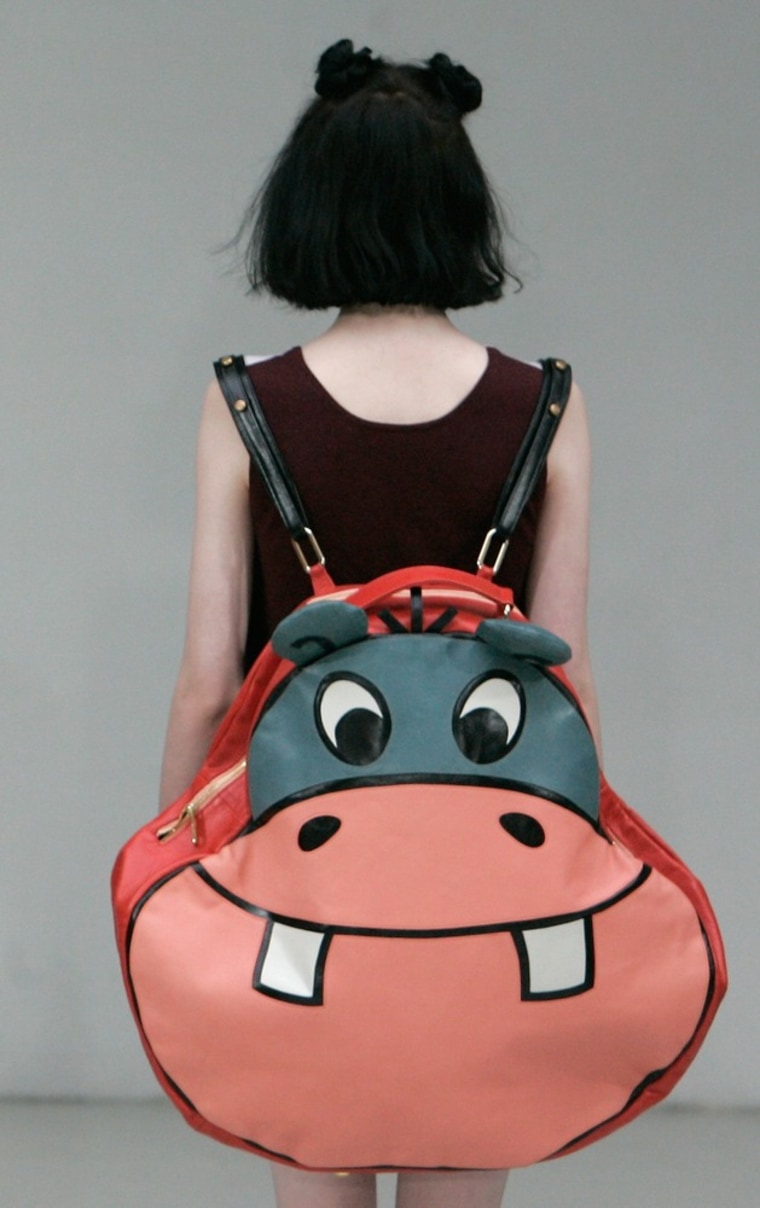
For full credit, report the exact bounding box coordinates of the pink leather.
[129,789,711,1168]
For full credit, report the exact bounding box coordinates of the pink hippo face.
[128,602,716,1170]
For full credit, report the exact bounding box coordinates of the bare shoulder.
[547,381,591,486]
[197,378,250,478]
[200,377,240,438]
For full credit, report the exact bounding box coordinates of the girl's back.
[301,308,489,425]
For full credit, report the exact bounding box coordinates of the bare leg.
[395,1170,509,1208]
[271,1163,377,1208]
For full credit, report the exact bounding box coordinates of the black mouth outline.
[191,863,651,1006]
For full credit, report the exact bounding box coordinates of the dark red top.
[245,346,546,666]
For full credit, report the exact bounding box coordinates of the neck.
[331,304,454,337]
[339,303,446,317]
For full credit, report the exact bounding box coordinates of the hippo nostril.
[298,815,342,851]
[499,813,545,848]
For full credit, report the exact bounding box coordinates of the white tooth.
[518,917,592,998]
[255,920,329,1002]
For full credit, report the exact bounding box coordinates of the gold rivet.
[221,356,234,365]
[549,402,562,417]
[555,359,567,371]
[233,398,247,412]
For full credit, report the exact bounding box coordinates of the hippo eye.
[453,673,524,764]
[315,674,391,765]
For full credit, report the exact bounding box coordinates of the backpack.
[111,354,726,1172]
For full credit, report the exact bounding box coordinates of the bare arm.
[158,380,252,809]
[524,382,602,758]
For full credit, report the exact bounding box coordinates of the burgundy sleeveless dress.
[245,346,545,666]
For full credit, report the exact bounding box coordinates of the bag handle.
[345,564,515,613]
[476,358,572,578]
[214,355,327,576]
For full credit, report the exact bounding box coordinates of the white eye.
[453,674,524,764]
[319,679,381,747]
[316,675,391,765]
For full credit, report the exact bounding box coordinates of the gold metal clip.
[292,527,326,574]
[476,528,510,576]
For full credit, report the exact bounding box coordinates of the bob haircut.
[236,46,519,310]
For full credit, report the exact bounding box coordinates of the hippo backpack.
[112,355,726,1172]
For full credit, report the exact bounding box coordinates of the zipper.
[156,758,247,846]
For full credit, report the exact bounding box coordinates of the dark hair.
[235,40,520,310]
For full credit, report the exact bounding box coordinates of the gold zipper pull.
[187,802,199,846]
[156,801,199,844]
[155,758,247,845]
[156,805,193,843]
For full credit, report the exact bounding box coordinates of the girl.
[159,39,600,1208]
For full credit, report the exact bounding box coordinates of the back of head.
[239,40,518,310]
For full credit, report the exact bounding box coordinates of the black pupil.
[499,813,545,847]
[334,709,388,765]
[454,708,509,764]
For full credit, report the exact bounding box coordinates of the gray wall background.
[1,2,757,1104]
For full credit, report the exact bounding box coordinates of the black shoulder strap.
[477,358,572,575]
[214,355,325,573]
[215,353,571,579]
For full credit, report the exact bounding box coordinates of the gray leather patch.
[248,634,599,823]
[272,600,368,666]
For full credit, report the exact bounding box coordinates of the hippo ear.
[476,618,572,667]
[272,600,369,666]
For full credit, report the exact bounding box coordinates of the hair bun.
[427,53,482,114]
[315,39,378,100]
